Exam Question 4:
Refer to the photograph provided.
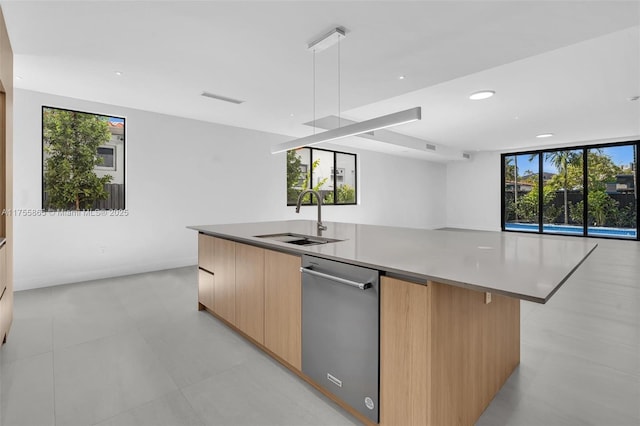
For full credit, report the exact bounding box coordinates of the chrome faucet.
[295,190,328,232]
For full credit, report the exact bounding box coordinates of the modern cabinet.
[264,250,301,370]
[379,276,520,426]
[198,233,215,273]
[197,269,214,311]
[235,243,265,344]
[0,11,14,348]
[196,233,302,371]
[212,237,236,325]
[0,243,9,344]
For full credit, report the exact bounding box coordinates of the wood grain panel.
[213,237,236,325]
[264,250,301,371]
[379,276,431,426]
[235,243,265,344]
[0,7,13,345]
[197,233,215,273]
[197,268,214,311]
[429,282,520,426]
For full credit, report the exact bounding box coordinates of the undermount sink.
[254,232,343,246]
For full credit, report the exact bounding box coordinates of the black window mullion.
[501,154,506,231]
[538,153,543,233]
[636,142,639,241]
[333,151,337,204]
[308,148,314,205]
[583,148,588,237]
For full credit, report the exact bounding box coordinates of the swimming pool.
[505,222,637,238]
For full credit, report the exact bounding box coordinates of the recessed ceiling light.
[290,113,295,117]
[115,71,123,76]
[469,90,495,100]
[16,75,23,80]
[536,133,554,138]
[398,75,406,80]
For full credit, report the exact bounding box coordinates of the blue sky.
[512,144,636,175]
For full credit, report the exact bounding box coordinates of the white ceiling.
[3,0,640,161]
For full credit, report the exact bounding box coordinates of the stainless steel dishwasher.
[301,255,380,423]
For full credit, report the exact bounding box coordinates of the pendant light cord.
[338,35,341,129]
[313,50,316,136]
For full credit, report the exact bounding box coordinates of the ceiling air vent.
[425,143,437,151]
[200,91,245,105]
[463,153,471,159]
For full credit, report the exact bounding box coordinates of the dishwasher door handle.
[300,267,372,290]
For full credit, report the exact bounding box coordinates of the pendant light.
[271,27,422,154]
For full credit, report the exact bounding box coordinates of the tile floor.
[0,237,638,425]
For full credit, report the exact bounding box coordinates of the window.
[286,147,357,206]
[97,146,115,169]
[502,141,638,240]
[42,106,126,211]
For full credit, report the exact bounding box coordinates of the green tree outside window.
[43,108,113,211]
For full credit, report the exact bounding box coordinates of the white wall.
[446,151,501,231]
[13,89,447,290]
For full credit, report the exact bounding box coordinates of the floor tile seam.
[510,387,640,426]
[133,318,217,394]
[51,319,138,354]
[523,315,640,333]
[52,319,58,426]
[87,387,180,426]
[520,318,637,347]
[520,332,638,357]
[53,328,148,352]
[0,348,54,371]
[520,346,640,379]
[527,349,640,386]
[177,387,208,426]
[174,354,256,393]
[523,309,640,330]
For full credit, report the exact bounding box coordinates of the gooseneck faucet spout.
[295,190,328,232]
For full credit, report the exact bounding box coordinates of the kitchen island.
[188,220,596,425]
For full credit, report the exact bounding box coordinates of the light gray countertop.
[188,220,597,304]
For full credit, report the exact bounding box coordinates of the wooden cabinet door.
[198,233,215,273]
[198,269,214,311]
[379,276,430,426]
[0,244,7,343]
[264,250,301,371]
[213,237,236,325]
[235,243,265,344]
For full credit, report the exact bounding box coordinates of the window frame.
[501,140,639,241]
[286,146,358,206]
[41,105,127,211]
[96,145,116,171]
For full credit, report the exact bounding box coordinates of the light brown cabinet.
[212,237,236,325]
[198,233,215,273]
[197,269,214,311]
[235,244,265,344]
[379,276,520,426]
[0,243,9,344]
[196,233,301,371]
[196,234,236,325]
[264,250,302,370]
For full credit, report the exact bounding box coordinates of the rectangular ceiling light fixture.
[270,107,422,154]
[200,91,245,104]
[307,27,346,52]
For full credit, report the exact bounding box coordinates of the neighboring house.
[521,172,555,182]
[94,121,125,185]
[505,181,533,193]
[605,174,636,194]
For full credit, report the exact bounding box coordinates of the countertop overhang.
[188,220,597,304]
